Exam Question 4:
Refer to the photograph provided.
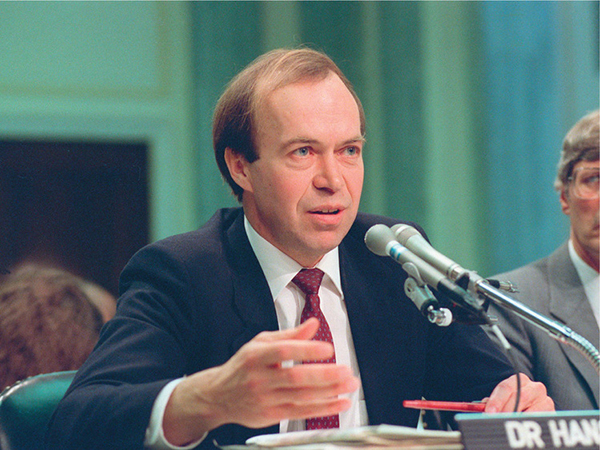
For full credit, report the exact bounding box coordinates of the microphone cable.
[487,323,521,413]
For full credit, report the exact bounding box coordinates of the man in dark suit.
[489,110,599,411]
[46,48,553,450]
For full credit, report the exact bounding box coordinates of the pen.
[403,400,486,412]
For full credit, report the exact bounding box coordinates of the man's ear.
[224,147,253,193]
[559,187,571,216]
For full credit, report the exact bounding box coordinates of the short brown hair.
[555,109,599,191]
[213,48,366,201]
[0,265,103,389]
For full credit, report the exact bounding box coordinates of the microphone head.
[391,224,422,245]
[364,224,396,256]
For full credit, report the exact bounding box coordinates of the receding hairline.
[249,52,363,131]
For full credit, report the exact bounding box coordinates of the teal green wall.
[0,2,197,240]
[1,1,597,277]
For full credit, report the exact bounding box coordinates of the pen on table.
[403,400,486,413]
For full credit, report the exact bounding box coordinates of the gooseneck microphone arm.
[476,280,600,373]
[392,224,600,374]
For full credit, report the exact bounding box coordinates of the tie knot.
[292,268,324,297]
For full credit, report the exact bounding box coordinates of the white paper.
[243,425,462,448]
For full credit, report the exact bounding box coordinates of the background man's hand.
[484,373,555,413]
[162,318,360,446]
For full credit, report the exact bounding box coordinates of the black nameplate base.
[456,410,600,450]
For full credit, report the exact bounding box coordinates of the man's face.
[560,159,600,271]
[228,73,364,267]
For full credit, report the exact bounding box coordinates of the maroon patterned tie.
[292,268,340,429]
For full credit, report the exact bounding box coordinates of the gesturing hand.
[163,318,360,446]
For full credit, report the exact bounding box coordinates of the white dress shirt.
[243,217,367,432]
[144,216,367,449]
[568,240,600,327]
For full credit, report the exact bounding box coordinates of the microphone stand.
[471,276,600,374]
[401,262,453,327]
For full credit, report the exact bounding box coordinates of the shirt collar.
[244,216,342,301]
[568,239,598,284]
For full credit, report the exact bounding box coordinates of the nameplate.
[456,410,600,450]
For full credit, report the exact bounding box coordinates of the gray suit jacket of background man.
[487,242,599,410]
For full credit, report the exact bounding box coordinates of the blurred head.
[555,110,599,191]
[555,110,599,271]
[78,280,116,323]
[0,265,104,389]
[213,48,366,202]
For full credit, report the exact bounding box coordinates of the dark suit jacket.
[488,243,599,411]
[46,208,513,449]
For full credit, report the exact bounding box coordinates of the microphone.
[365,224,488,323]
[364,224,451,326]
[391,224,472,281]
[391,224,492,294]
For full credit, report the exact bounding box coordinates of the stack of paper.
[219,425,463,449]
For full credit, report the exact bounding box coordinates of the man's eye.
[294,147,310,157]
[582,174,599,185]
[344,146,360,156]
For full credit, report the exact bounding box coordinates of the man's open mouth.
[311,209,340,215]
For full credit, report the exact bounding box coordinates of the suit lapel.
[548,244,599,407]
[218,210,281,442]
[225,211,279,354]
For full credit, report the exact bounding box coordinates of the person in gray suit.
[489,109,599,411]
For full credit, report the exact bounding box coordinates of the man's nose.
[313,154,344,192]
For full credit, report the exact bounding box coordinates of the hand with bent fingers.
[484,373,555,413]
[162,318,360,446]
